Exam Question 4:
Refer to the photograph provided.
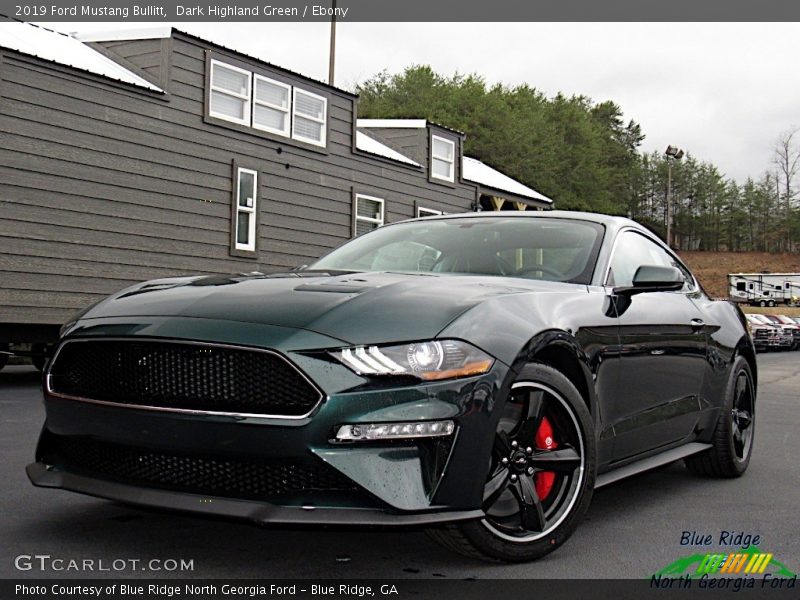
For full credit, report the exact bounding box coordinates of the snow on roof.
[357,118,464,135]
[0,22,163,92]
[73,27,172,42]
[357,119,428,129]
[355,131,420,166]
[462,157,553,204]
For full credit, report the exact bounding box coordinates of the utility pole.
[328,0,337,86]
[664,145,685,248]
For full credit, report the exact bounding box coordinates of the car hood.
[77,272,577,346]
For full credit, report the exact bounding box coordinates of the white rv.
[728,273,800,306]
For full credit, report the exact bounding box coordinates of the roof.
[355,131,420,167]
[74,25,356,97]
[74,27,172,42]
[357,119,428,129]
[462,157,553,204]
[357,118,465,136]
[0,22,163,92]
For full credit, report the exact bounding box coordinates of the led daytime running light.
[336,420,455,441]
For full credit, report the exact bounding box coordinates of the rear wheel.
[685,356,755,477]
[428,363,595,562]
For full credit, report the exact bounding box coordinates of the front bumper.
[26,463,483,526]
[32,322,512,525]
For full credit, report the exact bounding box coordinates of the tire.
[427,363,596,562]
[768,300,775,307]
[685,356,755,478]
[759,300,766,307]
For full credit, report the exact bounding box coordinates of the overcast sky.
[47,21,800,183]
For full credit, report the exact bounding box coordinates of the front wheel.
[428,363,596,562]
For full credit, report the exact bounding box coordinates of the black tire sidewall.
[719,356,756,474]
[457,362,597,562]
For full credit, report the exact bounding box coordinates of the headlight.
[332,340,494,381]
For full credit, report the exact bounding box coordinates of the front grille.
[48,339,322,417]
[41,433,357,500]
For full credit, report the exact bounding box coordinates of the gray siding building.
[0,21,552,362]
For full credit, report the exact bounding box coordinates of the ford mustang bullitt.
[28,211,756,561]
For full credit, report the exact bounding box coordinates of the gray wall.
[0,32,477,327]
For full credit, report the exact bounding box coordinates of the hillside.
[678,251,800,299]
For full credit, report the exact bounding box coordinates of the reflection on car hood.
[80,272,578,346]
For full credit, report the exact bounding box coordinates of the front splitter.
[26,462,484,527]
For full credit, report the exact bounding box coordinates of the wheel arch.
[734,336,758,390]
[516,330,597,420]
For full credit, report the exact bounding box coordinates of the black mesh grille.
[42,433,357,500]
[48,340,322,417]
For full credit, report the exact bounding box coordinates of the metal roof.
[462,157,553,204]
[355,131,420,166]
[357,119,428,129]
[74,25,356,97]
[0,22,163,92]
[356,118,465,136]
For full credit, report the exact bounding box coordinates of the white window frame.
[354,194,385,237]
[234,167,258,252]
[209,60,252,126]
[292,88,327,147]
[252,74,291,137]
[431,135,455,182]
[417,206,443,218]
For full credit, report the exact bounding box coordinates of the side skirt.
[594,442,712,489]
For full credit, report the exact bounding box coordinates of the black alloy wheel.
[730,370,755,463]
[428,363,595,562]
[481,382,584,540]
[685,356,755,477]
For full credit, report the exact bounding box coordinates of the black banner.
[3,579,799,600]
[3,0,800,22]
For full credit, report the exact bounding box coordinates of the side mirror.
[613,265,685,296]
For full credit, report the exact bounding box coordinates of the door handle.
[690,318,705,331]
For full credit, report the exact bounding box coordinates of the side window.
[430,135,455,182]
[417,206,443,218]
[231,166,258,255]
[353,194,385,237]
[253,75,291,136]
[607,231,691,290]
[209,60,252,126]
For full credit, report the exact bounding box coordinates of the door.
[605,230,708,461]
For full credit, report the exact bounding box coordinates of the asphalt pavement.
[1,353,798,580]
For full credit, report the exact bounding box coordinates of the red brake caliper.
[534,416,558,499]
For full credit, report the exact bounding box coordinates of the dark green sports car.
[29,211,756,561]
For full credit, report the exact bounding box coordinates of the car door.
[605,230,709,461]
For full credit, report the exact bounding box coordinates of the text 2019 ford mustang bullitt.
[28,212,756,561]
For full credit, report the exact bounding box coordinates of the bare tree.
[774,127,800,250]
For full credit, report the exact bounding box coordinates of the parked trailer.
[728,273,800,307]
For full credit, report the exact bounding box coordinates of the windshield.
[310,216,604,284]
